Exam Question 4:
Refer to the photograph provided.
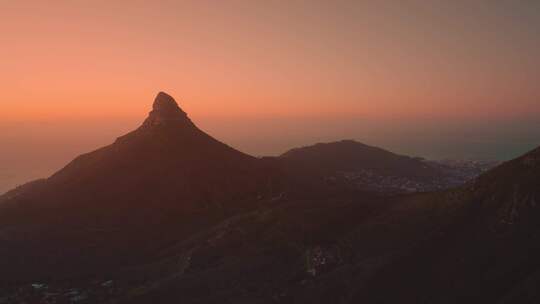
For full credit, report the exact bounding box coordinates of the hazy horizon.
[1,103,539,194]
[2,1,540,193]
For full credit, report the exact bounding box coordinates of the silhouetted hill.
[281,140,436,176]
[0,92,277,279]
[280,140,451,193]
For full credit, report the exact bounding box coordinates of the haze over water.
[2,1,540,193]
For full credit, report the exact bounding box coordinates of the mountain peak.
[142,92,191,128]
[153,92,179,111]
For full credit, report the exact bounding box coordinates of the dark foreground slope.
[348,146,540,303]
[121,146,540,304]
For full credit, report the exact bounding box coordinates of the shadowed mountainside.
[121,146,540,304]
[0,92,279,279]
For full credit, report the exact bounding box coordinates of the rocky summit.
[142,92,193,128]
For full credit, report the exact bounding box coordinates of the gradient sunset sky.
[1,1,540,192]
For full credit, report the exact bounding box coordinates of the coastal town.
[328,159,498,194]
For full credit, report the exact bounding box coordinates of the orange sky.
[3,1,539,121]
[1,1,540,193]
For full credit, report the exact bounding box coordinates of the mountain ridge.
[2,92,539,303]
